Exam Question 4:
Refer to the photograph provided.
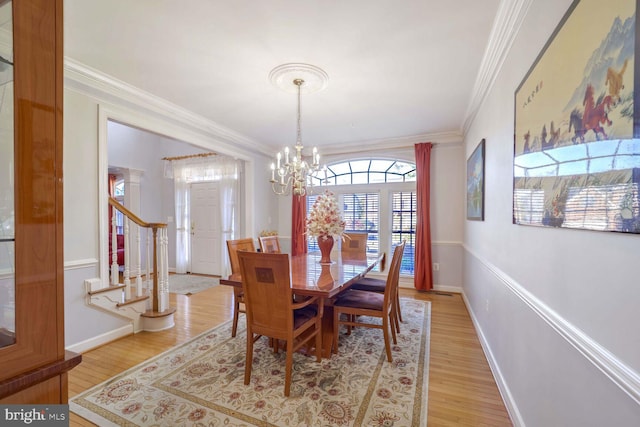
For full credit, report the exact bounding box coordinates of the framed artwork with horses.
[513,0,640,234]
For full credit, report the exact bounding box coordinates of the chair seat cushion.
[293,306,318,328]
[334,289,383,311]
[350,276,386,293]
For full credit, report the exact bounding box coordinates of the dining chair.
[349,242,406,331]
[341,232,368,254]
[226,238,256,338]
[332,241,405,362]
[237,251,323,396]
[258,235,282,253]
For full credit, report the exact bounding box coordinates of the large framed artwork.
[467,139,485,221]
[513,0,640,233]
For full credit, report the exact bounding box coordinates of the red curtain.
[108,174,117,197]
[108,174,117,231]
[291,195,307,256]
[414,142,433,291]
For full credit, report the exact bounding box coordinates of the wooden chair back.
[226,238,256,274]
[237,252,292,337]
[342,232,368,254]
[225,238,255,338]
[333,240,405,362]
[258,235,282,254]
[238,251,323,396]
[383,241,406,315]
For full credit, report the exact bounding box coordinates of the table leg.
[321,305,335,358]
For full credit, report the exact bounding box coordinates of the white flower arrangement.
[306,190,346,239]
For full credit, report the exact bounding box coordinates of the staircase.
[85,197,176,332]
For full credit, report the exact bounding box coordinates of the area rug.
[70,300,430,426]
[168,274,219,295]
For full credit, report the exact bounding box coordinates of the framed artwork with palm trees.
[467,139,485,221]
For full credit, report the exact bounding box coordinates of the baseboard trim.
[432,284,462,293]
[66,325,133,354]
[397,280,461,293]
[464,244,640,407]
[461,291,524,426]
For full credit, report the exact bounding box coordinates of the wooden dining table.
[220,250,385,358]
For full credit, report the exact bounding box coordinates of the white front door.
[190,182,221,275]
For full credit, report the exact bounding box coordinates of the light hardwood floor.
[68,286,512,426]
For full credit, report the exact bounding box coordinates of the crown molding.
[63,57,273,158]
[64,57,464,159]
[462,0,534,134]
[319,130,463,156]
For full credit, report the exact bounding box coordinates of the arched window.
[307,159,416,276]
[310,159,416,186]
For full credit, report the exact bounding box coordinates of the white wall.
[107,121,211,271]
[464,0,640,425]
[64,90,131,349]
[63,83,276,350]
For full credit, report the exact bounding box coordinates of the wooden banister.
[108,197,169,314]
[109,197,166,229]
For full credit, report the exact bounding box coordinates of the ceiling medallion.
[269,63,329,94]
[269,65,327,197]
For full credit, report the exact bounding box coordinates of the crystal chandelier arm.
[271,174,298,196]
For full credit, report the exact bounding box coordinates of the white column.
[135,226,143,296]
[159,228,169,312]
[110,209,119,286]
[146,228,152,296]
[123,219,131,300]
[123,168,144,283]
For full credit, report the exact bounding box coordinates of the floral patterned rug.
[70,300,430,426]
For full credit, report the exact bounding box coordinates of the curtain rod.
[162,152,217,161]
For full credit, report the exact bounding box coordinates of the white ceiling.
[65,0,502,152]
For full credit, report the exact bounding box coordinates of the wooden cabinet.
[0,0,81,404]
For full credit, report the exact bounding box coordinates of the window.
[392,191,416,275]
[343,192,379,253]
[311,159,416,187]
[114,181,125,197]
[306,159,416,276]
[114,180,125,234]
[307,194,319,252]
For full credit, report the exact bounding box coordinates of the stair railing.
[108,197,169,313]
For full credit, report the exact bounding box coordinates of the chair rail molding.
[64,258,99,270]
[463,244,640,407]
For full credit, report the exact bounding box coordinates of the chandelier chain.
[270,78,324,197]
[295,79,303,145]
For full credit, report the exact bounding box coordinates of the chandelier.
[269,64,328,196]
